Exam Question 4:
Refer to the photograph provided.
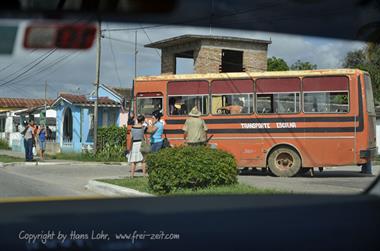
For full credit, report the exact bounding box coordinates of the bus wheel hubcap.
[275,152,294,170]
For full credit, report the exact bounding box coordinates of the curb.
[1,161,129,167]
[85,180,154,197]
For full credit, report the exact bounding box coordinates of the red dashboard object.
[23,23,97,49]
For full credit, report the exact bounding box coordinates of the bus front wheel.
[268,147,301,177]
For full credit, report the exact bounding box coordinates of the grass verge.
[0,139,10,150]
[99,177,282,196]
[47,152,97,162]
[47,152,125,163]
[0,155,24,163]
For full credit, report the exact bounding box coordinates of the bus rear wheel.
[268,147,301,177]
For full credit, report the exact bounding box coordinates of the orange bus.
[132,69,377,177]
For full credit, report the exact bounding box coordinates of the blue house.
[51,84,129,153]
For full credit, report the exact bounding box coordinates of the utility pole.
[93,20,101,154]
[134,30,137,78]
[44,81,47,124]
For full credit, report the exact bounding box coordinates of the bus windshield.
[136,96,163,116]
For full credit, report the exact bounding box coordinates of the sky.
[0,20,366,100]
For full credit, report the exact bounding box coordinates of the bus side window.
[212,94,252,115]
[302,76,349,113]
[256,78,301,114]
[303,92,349,113]
[256,93,299,114]
[168,95,207,116]
[167,81,209,116]
[211,79,254,115]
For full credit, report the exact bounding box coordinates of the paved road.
[0,163,379,198]
[239,165,380,194]
[0,163,129,198]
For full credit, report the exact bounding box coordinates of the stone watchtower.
[145,34,271,75]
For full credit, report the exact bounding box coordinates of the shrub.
[95,144,126,162]
[96,126,128,161]
[97,125,127,150]
[0,139,10,150]
[146,146,238,194]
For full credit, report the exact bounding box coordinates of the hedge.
[0,138,10,150]
[95,126,127,161]
[146,146,238,194]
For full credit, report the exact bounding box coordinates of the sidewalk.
[0,149,25,159]
[0,149,129,166]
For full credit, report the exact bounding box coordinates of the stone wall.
[160,39,268,74]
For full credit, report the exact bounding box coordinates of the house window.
[0,118,5,132]
[80,108,83,143]
[88,108,94,138]
[220,49,244,73]
[63,107,73,141]
[102,110,108,127]
[109,110,117,126]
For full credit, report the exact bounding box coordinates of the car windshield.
[0,8,378,200]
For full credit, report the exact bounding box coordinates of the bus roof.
[135,69,364,82]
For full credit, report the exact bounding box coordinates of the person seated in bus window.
[169,98,175,115]
[179,104,188,115]
[152,102,162,115]
[217,100,244,114]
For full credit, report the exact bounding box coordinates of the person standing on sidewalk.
[147,111,164,152]
[128,111,136,126]
[37,124,47,161]
[127,115,147,178]
[182,106,208,146]
[361,159,373,175]
[22,121,34,161]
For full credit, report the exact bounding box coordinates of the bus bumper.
[360,147,378,160]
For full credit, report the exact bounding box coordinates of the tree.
[290,60,317,70]
[342,43,380,101]
[342,49,366,69]
[267,56,289,71]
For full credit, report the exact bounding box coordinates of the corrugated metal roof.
[58,93,120,106]
[110,87,132,99]
[0,98,54,108]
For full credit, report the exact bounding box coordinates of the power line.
[0,17,94,91]
[101,3,282,33]
[101,35,161,61]
[8,52,81,87]
[101,35,145,47]
[140,25,161,58]
[101,24,165,32]
[0,63,14,73]
[0,49,57,88]
[0,49,38,74]
[107,23,123,88]
[0,49,55,82]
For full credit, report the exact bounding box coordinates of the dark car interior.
[1,0,380,250]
